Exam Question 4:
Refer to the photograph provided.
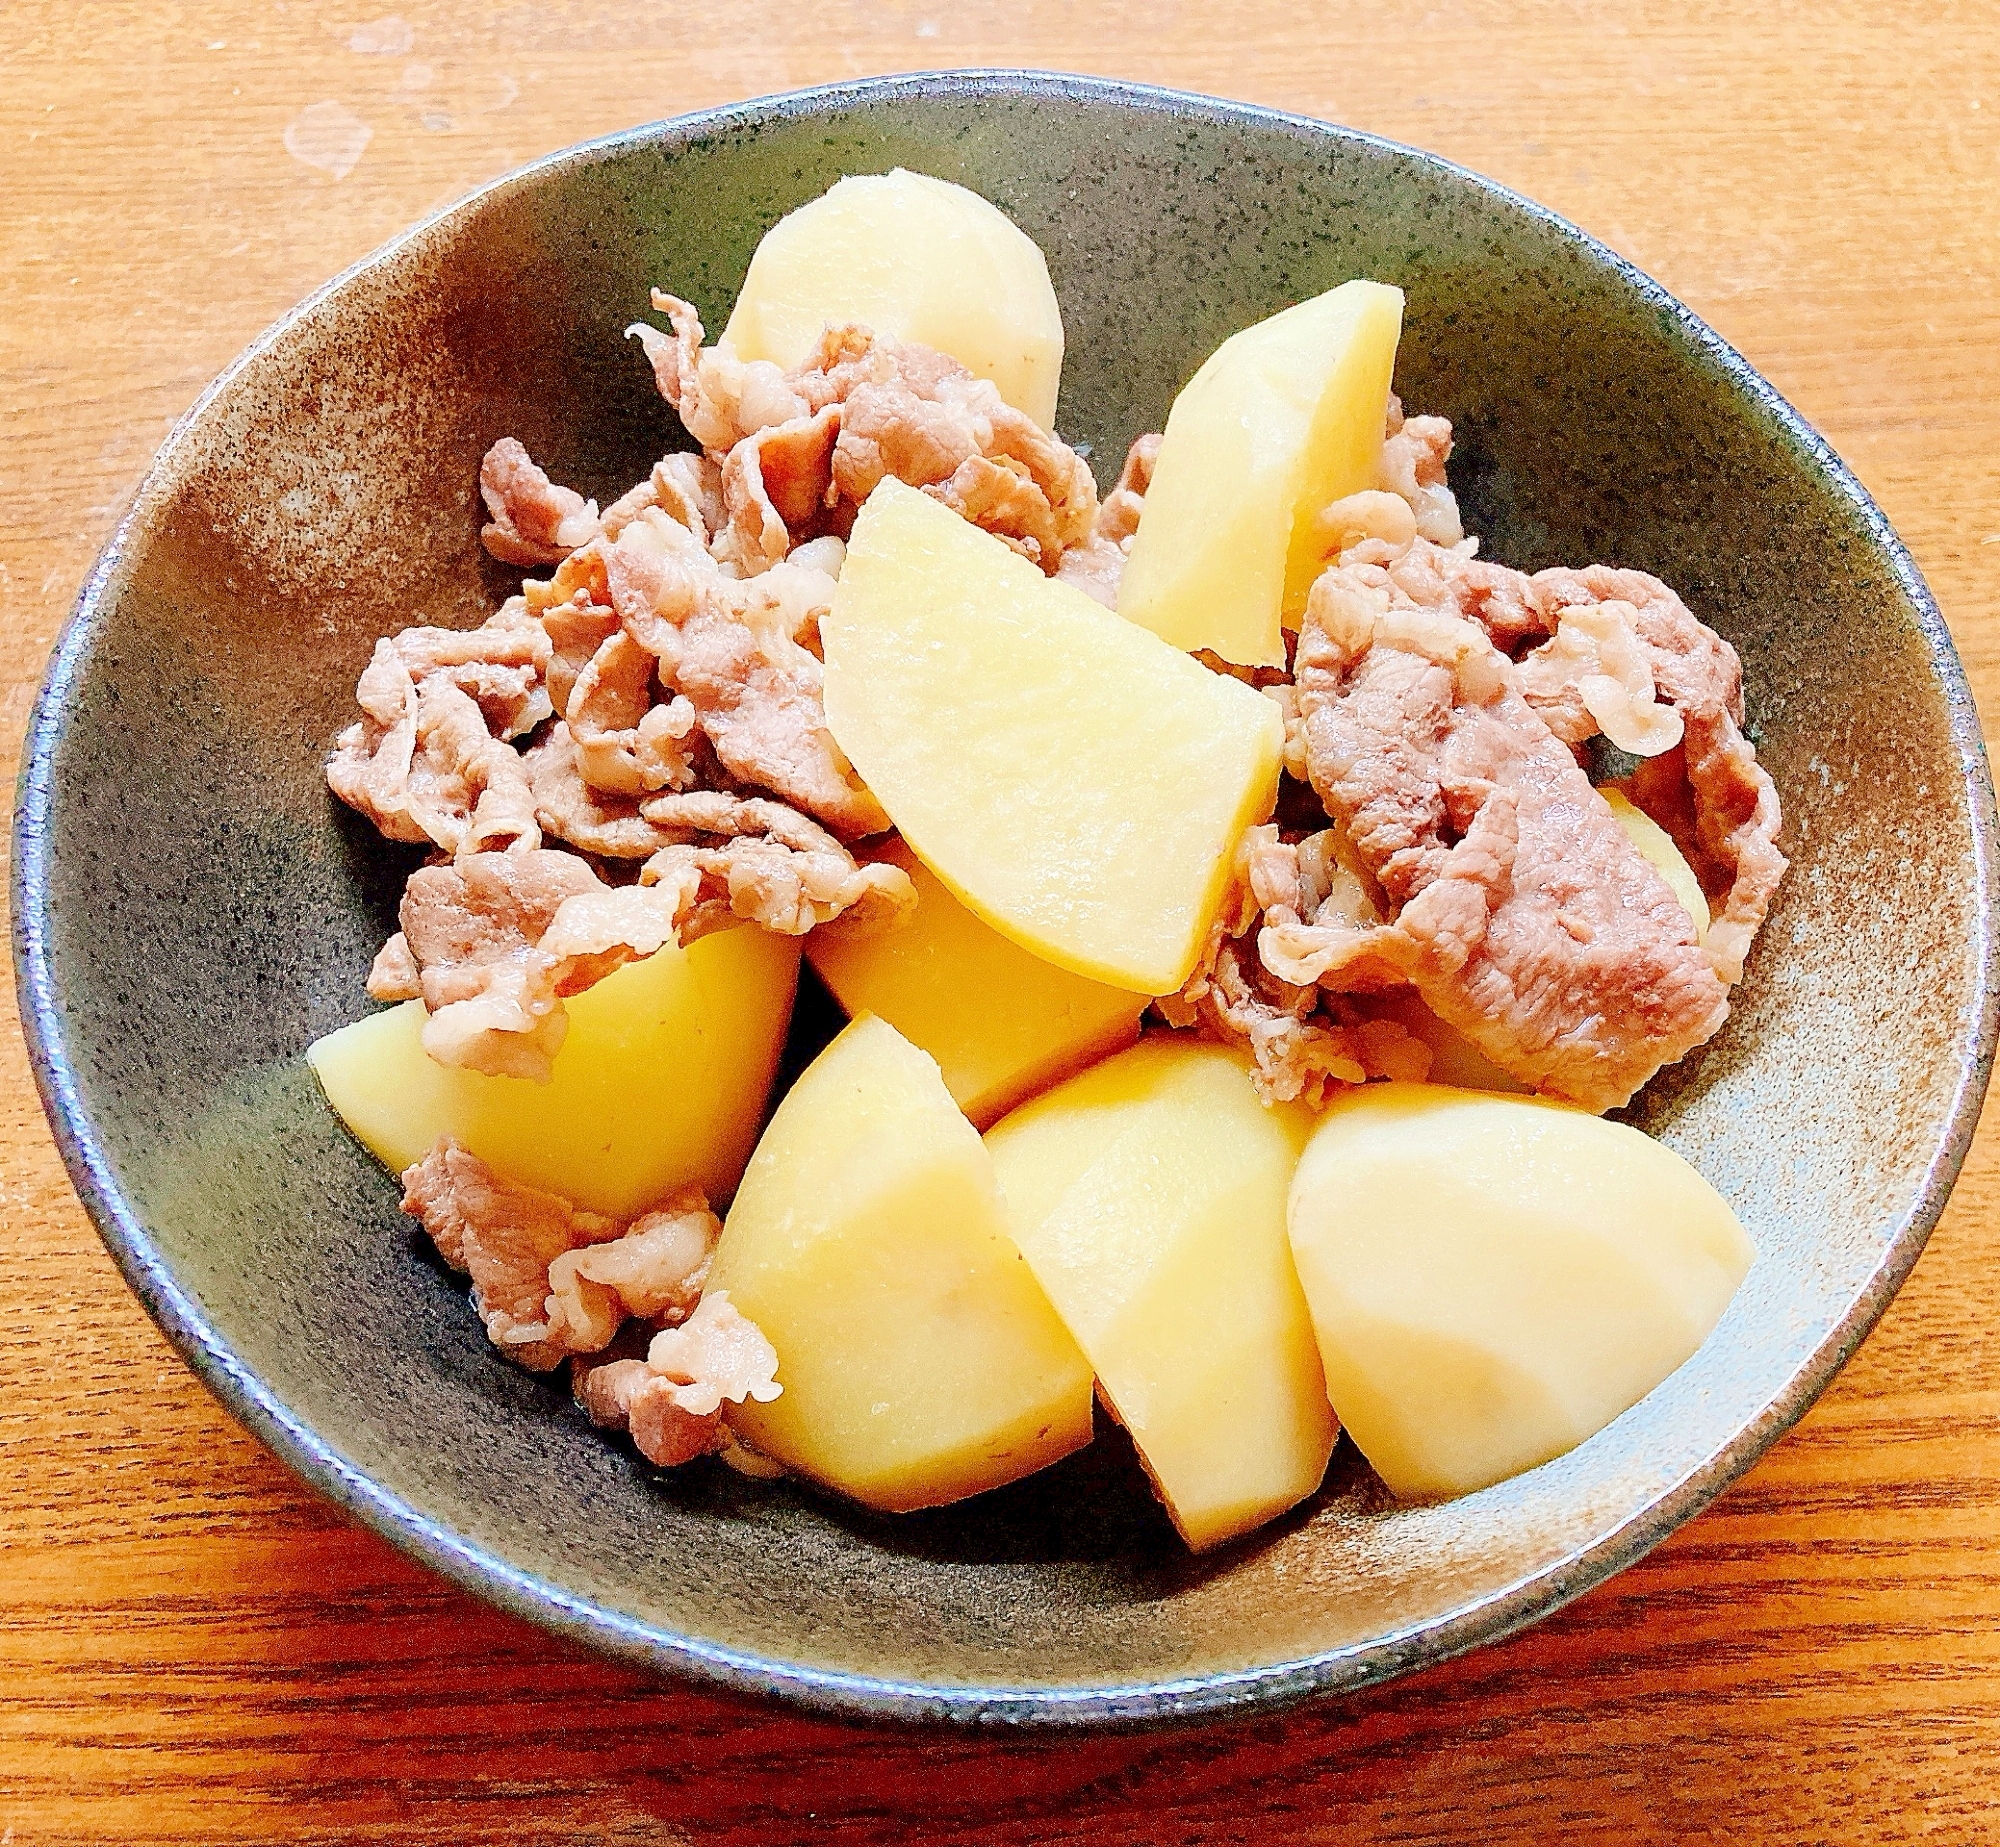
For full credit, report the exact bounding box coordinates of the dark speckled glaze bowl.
[14,72,1998,1727]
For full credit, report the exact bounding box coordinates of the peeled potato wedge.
[806,839,1146,1128]
[986,1038,1335,1551]
[1118,279,1405,667]
[1287,1082,1753,1499]
[707,1014,1095,1513]
[722,168,1066,429]
[823,479,1284,995]
[307,927,799,1218]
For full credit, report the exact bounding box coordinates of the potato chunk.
[307,926,799,1218]
[721,169,1066,429]
[806,840,1146,1128]
[986,1038,1335,1551]
[823,479,1284,995]
[707,1014,1094,1512]
[1287,1083,1754,1499]
[1118,280,1404,667]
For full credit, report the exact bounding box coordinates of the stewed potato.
[806,839,1146,1129]
[823,480,1284,995]
[1287,1083,1753,1498]
[987,1038,1335,1550]
[707,1015,1094,1512]
[722,168,1066,429]
[308,926,799,1219]
[1118,280,1404,666]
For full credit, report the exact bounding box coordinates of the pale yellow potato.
[707,1014,1094,1512]
[1118,280,1405,667]
[823,479,1284,996]
[1603,788,1712,935]
[1287,1083,1754,1499]
[806,840,1146,1128]
[721,169,1065,429]
[986,1038,1335,1551]
[306,926,799,1218]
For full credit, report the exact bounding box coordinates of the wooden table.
[6,4,1999,1840]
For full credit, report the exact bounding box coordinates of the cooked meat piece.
[1386,544,1787,982]
[412,681,542,853]
[601,450,726,544]
[1379,396,1464,546]
[533,562,621,718]
[567,630,701,796]
[825,329,1096,569]
[644,1289,783,1417]
[657,450,727,540]
[574,1354,654,1427]
[387,793,899,1078]
[1526,565,1786,984]
[577,510,862,822]
[1247,824,1398,988]
[1263,682,1312,781]
[397,847,598,1078]
[479,437,602,567]
[325,602,553,850]
[1055,538,1124,610]
[524,721,685,858]
[1306,537,1783,986]
[639,547,888,837]
[637,790,916,938]
[402,1140,727,1391]
[573,1356,729,1468]
[1160,932,1421,1107]
[396,848,679,1081]
[787,534,847,580]
[1158,828,1428,1106]
[1100,431,1160,545]
[1307,489,1419,569]
[1054,429,1163,606]
[628,297,1098,572]
[367,599,552,739]
[1514,598,1684,757]
[826,348,978,488]
[715,404,844,576]
[524,538,611,618]
[599,505,718,665]
[1328,532,1552,654]
[366,930,421,1002]
[545,1191,720,1351]
[400,1138,622,1371]
[1294,562,1732,1111]
[571,1287,781,1467]
[328,667,543,856]
[1626,723,1783,987]
[626,290,811,452]
[566,627,654,778]
[926,454,1061,566]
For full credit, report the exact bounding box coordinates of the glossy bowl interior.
[14,71,1996,1727]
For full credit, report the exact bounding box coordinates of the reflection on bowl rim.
[14,69,1999,1729]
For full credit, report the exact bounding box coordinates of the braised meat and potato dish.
[309,169,1783,1548]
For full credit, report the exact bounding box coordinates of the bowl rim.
[14,66,1999,1730]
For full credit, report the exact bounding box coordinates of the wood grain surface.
[6,3,2000,1842]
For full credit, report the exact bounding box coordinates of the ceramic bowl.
[15,71,1997,1727]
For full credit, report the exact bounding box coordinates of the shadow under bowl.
[13,70,1997,1728]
